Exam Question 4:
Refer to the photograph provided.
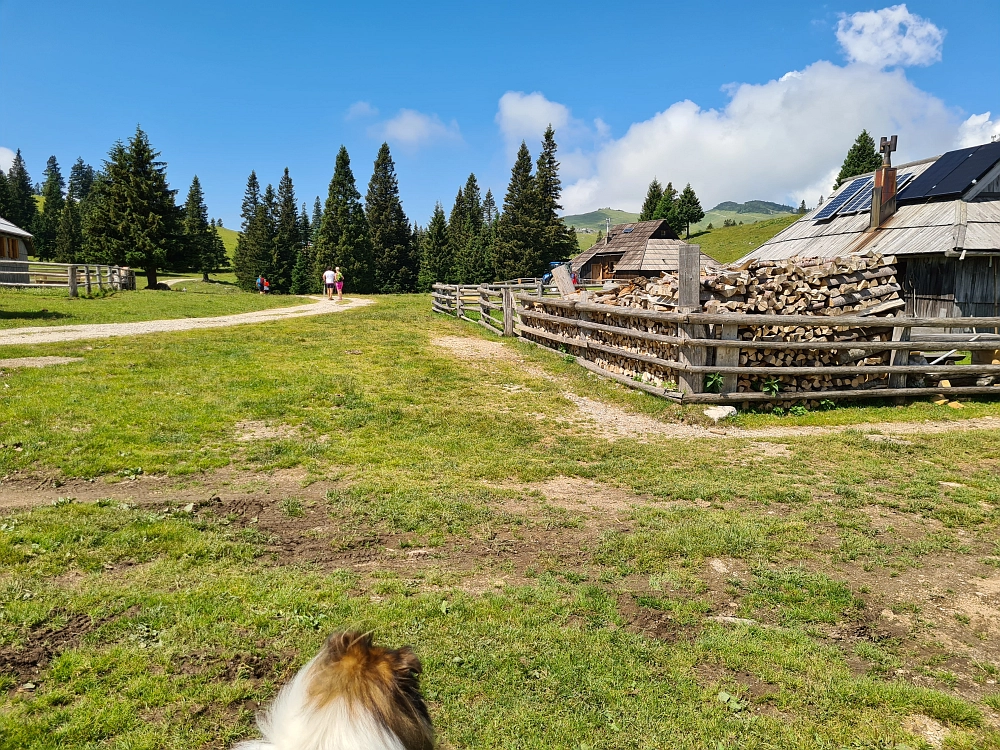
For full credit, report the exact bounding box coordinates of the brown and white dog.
[235,632,434,750]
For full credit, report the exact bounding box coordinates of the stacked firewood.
[701,252,902,316]
[583,252,902,317]
[552,251,904,397]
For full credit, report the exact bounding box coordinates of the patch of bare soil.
[432,333,1000,442]
[234,420,300,442]
[0,607,131,691]
[0,356,83,368]
[902,714,948,749]
[516,476,654,513]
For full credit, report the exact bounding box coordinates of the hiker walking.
[256,275,264,294]
[323,267,336,300]
[334,267,344,302]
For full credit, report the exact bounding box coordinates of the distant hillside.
[689,214,798,264]
[693,200,797,233]
[215,225,239,259]
[563,208,639,234]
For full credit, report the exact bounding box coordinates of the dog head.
[240,631,434,750]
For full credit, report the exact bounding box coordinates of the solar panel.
[813,177,869,221]
[839,172,913,215]
[898,141,1000,201]
[839,177,875,214]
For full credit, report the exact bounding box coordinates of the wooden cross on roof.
[879,135,898,167]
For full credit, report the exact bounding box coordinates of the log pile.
[532,251,906,399]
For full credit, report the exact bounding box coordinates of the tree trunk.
[202,271,210,283]
[146,267,158,288]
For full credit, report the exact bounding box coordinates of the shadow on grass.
[0,309,70,322]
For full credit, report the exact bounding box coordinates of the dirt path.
[431,335,1000,441]
[0,296,373,347]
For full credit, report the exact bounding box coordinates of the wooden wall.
[901,255,1000,322]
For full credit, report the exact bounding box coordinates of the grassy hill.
[215,225,239,259]
[688,214,798,264]
[693,200,796,233]
[563,208,639,233]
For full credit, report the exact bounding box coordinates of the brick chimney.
[870,135,898,231]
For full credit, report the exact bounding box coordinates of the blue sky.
[1,1,997,228]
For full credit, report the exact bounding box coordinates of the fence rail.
[0,261,135,296]
[430,281,1000,405]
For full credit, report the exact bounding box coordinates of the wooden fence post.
[84,265,92,295]
[677,243,705,394]
[97,265,104,291]
[536,280,544,297]
[502,287,515,337]
[888,326,911,389]
[68,265,78,298]
[717,324,740,394]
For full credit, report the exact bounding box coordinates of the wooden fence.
[0,261,135,296]
[431,280,1000,405]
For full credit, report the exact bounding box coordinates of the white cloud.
[836,4,944,68]
[0,147,14,173]
[345,101,379,120]
[495,91,583,154]
[370,109,461,149]
[956,112,1000,148]
[559,60,963,215]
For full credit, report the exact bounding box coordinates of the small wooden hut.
[0,216,32,285]
[570,219,713,281]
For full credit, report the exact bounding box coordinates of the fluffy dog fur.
[235,632,434,750]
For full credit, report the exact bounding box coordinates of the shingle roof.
[0,216,33,240]
[615,238,716,272]
[571,219,679,272]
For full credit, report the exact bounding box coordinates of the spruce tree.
[299,202,311,248]
[291,202,316,294]
[233,184,276,291]
[676,183,704,238]
[34,156,66,260]
[446,185,468,280]
[453,174,492,284]
[313,146,374,294]
[240,170,261,231]
[0,171,10,223]
[798,200,807,214]
[495,141,544,280]
[534,126,577,265]
[68,158,95,201]
[81,127,183,287]
[54,194,83,263]
[310,196,322,247]
[271,168,301,293]
[182,175,225,281]
[639,179,664,221]
[417,203,451,291]
[209,220,228,272]
[482,189,499,226]
[835,130,883,189]
[652,181,684,236]
[6,149,37,232]
[366,143,416,293]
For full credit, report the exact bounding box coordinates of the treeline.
[233,125,578,293]
[0,127,227,287]
[637,179,705,237]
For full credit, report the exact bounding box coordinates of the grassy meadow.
[0,293,998,749]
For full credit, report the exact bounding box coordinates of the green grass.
[214,226,239,259]
[690,215,799,264]
[0,282,309,329]
[575,231,599,251]
[1,295,998,748]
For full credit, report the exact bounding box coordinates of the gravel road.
[0,296,372,346]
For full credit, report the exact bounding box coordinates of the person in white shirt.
[322,268,336,300]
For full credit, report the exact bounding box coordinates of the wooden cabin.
[570,219,714,281]
[0,216,32,285]
[745,140,1000,319]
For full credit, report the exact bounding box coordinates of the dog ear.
[392,646,422,677]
